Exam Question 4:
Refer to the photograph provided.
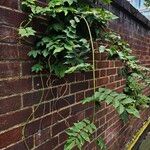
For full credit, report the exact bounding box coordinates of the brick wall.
[0,0,150,150]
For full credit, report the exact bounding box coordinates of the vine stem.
[81,16,96,123]
[22,74,45,150]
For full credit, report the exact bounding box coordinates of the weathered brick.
[0,25,18,43]
[71,103,85,115]
[0,44,19,60]
[59,132,68,144]
[6,136,34,150]
[0,108,32,132]
[33,75,66,89]
[24,114,52,136]
[23,88,57,107]
[84,71,93,80]
[75,92,84,102]
[0,0,19,9]
[0,95,21,115]
[35,128,50,146]
[0,127,22,149]
[97,61,109,69]
[70,81,88,93]
[107,68,117,76]
[0,78,32,97]
[0,7,26,27]
[0,61,20,78]
[21,61,34,76]
[52,95,75,111]
[52,108,70,124]
[96,77,109,86]
[35,136,58,150]
[52,121,68,136]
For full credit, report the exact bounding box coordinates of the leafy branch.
[82,88,140,121]
[64,119,96,150]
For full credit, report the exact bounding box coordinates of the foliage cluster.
[19,0,116,77]
[65,119,96,150]
[82,88,140,121]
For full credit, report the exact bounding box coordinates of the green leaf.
[121,98,135,105]
[117,104,125,115]
[97,137,107,150]
[99,46,106,53]
[28,50,41,58]
[105,95,113,104]
[32,64,43,73]
[53,47,64,55]
[74,16,80,23]
[113,99,120,108]
[126,107,140,118]
[64,141,75,150]
[19,27,36,37]
[81,132,90,142]
[42,49,49,57]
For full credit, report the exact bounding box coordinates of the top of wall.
[88,0,150,30]
[111,0,150,29]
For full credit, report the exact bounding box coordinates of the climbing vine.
[19,0,150,149]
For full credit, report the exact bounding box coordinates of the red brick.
[57,84,69,97]
[70,81,88,93]
[6,136,34,150]
[84,71,93,80]
[0,44,19,60]
[0,95,21,115]
[106,82,116,89]
[0,108,32,132]
[107,68,117,76]
[52,95,75,111]
[52,108,70,124]
[23,88,57,107]
[0,7,26,27]
[59,132,68,144]
[0,61,20,78]
[52,121,68,136]
[33,75,66,89]
[24,114,53,137]
[71,103,85,115]
[35,128,50,146]
[21,61,34,76]
[0,127,22,149]
[97,61,109,69]
[100,53,108,60]
[24,120,41,137]
[0,25,18,43]
[115,60,123,67]
[0,78,32,97]
[34,136,58,150]
[76,92,84,102]
[100,69,107,76]
[85,107,94,118]
[96,109,107,120]
[106,110,117,122]
[19,45,32,60]
[34,102,50,118]
[0,0,19,9]
[96,77,109,86]
[75,72,85,81]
